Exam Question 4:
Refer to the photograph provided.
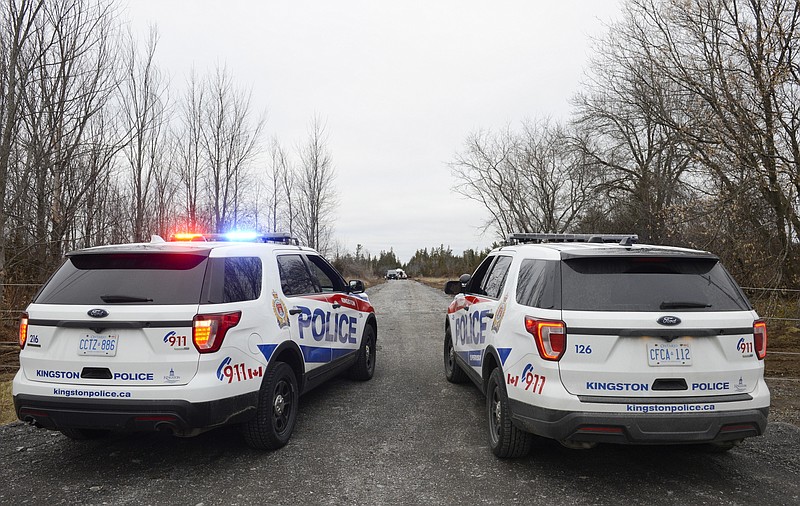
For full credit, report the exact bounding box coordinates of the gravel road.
[1,280,798,505]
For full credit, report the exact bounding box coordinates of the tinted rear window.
[517,259,560,309]
[202,257,262,303]
[277,254,317,295]
[35,253,209,305]
[560,257,750,311]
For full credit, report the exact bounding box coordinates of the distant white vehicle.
[386,268,407,280]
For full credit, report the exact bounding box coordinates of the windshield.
[560,256,751,312]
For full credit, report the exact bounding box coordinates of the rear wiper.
[100,295,154,303]
[659,301,711,309]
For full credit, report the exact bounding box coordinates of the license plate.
[78,334,119,356]
[647,342,692,366]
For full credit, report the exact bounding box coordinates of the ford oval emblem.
[88,308,108,318]
[657,316,681,326]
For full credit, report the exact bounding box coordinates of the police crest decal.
[272,291,290,328]
[491,294,509,333]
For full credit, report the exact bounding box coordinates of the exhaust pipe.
[155,422,178,435]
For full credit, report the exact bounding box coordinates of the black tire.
[241,361,299,450]
[348,324,376,380]
[444,325,467,383]
[59,428,110,440]
[487,367,532,458]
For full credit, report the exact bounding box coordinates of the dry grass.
[360,276,386,289]
[414,277,451,292]
[0,380,15,425]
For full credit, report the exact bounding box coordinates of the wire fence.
[0,284,798,340]
[740,287,800,326]
[0,284,798,320]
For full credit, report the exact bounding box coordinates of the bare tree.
[200,64,264,232]
[264,137,291,233]
[119,25,169,241]
[0,0,43,289]
[609,0,800,284]
[174,68,206,233]
[295,115,336,252]
[281,149,296,237]
[16,0,121,275]
[572,4,697,243]
[451,119,596,238]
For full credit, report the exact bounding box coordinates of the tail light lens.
[753,320,767,360]
[192,311,241,353]
[19,313,29,349]
[525,317,566,361]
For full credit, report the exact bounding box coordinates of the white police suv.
[443,233,769,457]
[13,232,377,450]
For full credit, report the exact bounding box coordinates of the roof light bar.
[224,231,260,241]
[168,231,300,245]
[170,233,207,242]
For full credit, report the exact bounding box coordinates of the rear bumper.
[509,399,769,444]
[13,392,258,434]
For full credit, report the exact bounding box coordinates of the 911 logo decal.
[216,357,264,384]
[163,331,189,350]
[737,337,754,358]
[522,363,545,395]
[507,364,546,395]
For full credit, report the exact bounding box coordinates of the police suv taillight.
[19,312,28,349]
[525,317,566,361]
[753,320,767,360]
[193,311,241,353]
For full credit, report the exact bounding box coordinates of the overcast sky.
[125,0,622,263]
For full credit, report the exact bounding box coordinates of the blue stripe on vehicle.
[257,344,278,361]
[300,345,332,363]
[457,350,483,367]
[331,348,356,360]
[497,348,512,365]
[260,344,354,364]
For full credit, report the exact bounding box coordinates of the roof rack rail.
[506,233,639,245]
[258,232,300,246]
[245,232,300,245]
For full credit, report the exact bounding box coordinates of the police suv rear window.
[560,257,750,312]
[277,254,317,295]
[202,257,262,303]
[516,259,560,309]
[35,253,208,305]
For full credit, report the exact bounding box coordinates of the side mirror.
[349,279,365,293]
[445,273,471,295]
[444,280,462,295]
